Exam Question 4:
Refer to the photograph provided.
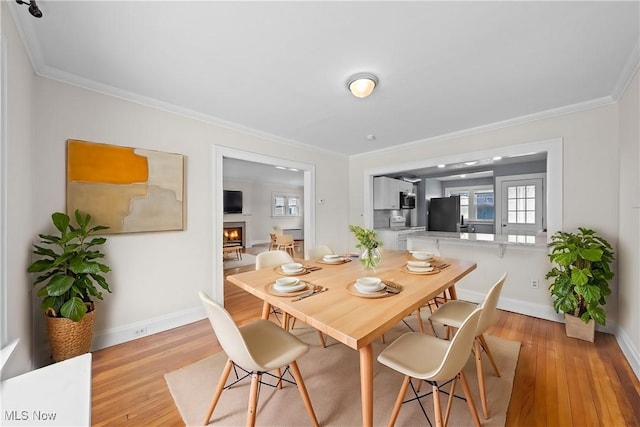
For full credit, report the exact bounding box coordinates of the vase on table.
[360,247,382,271]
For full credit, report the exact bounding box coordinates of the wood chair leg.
[432,383,444,427]
[415,308,425,333]
[289,361,319,427]
[246,372,261,427]
[388,375,411,427]
[317,331,326,348]
[479,333,501,377]
[203,359,233,426]
[443,377,457,426]
[459,371,481,427]
[474,338,489,419]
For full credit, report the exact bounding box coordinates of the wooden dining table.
[227,249,477,427]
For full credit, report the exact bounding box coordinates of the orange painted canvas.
[66,139,184,234]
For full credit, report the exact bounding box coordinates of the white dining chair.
[378,308,483,427]
[198,292,319,427]
[307,245,334,260]
[255,250,326,347]
[428,272,507,419]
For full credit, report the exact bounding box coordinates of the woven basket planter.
[46,309,95,362]
[564,313,595,342]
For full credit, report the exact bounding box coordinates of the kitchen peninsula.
[409,230,548,257]
[407,230,560,328]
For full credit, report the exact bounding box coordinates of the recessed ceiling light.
[438,164,446,168]
[288,168,300,172]
[460,174,466,178]
[492,156,502,161]
[275,166,286,170]
[464,161,478,166]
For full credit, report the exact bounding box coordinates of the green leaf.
[51,212,70,234]
[580,247,603,262]
[570,268,589,286]
[46,275,75,296]
[60,297,87,322]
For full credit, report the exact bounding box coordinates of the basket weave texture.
[46,309,95,362]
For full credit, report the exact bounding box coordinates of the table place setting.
[347,276,403,298]
[402,259,440,275]
[316,254,352,265]
[266,277,320,297]
[274,262,310,276]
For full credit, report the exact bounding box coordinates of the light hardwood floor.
[91,246,640,426]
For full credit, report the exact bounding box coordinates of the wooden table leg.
[448,283,458,300]
[359,344,374,427]
[261,301,270,320]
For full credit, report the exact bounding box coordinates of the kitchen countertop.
[410,230,548,247]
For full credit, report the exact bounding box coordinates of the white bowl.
[356,277,382,288]
[275,277,300,287]
[411,251,434,260]
[323,254,342,263]
[407,260,431,268]
[281,262,303,273]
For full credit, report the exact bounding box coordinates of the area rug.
[223,253,256,269]
[165,317,520,426]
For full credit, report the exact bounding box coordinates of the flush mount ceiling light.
[347,73,378,98]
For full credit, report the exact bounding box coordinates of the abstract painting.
[66,139,184,234]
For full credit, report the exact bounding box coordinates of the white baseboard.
[615,326,640,380]
[91,307,206,351]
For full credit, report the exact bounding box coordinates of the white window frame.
[272,193,301,217]
[445,185,495,222]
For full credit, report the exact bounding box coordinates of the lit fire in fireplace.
[224,229,239,240]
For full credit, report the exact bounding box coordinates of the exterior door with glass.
[499,177,544,235]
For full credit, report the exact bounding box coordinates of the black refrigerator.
[428,196,460,232]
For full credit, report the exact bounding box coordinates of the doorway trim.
[213,146,316,304]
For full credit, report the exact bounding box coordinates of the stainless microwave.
[399,192,416,209]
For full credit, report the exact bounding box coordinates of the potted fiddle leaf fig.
[545,227,614,342]
[27,210,112,361]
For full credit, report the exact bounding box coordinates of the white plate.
[355,282,385,293]
[273,282,307,293]
[281,262,303,274]
[407,260,431,268]
[407,265,434,273]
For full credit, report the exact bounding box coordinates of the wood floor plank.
[90,245,640,426]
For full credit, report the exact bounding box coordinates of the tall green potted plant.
[545,227,614,342]
[27,210,112,361]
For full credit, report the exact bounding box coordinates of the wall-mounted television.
[223,190,243,214]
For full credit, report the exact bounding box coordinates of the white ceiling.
[10,1,639,158]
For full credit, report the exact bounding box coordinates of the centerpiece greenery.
[545,227,614,330]
[349,225,382,270]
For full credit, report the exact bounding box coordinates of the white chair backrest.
[307,245,334,259]
[199,291,261,371]
[477,272,507,334]
[431,308,482,382]
[255,250,294,269]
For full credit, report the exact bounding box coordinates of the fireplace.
[223,221,246,247]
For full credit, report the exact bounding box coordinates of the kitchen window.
[445,185,494,221]
[272,193,301,217]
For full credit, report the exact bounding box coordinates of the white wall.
[26,76,349,365]
[349,103,636,365]
[617,70,640,377]
[1,2,37,378]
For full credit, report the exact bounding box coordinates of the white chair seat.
[377,332,451,380]
[428,300,476,329]
[239,320,309,370]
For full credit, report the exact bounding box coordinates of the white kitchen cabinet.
[373,177,400,209]
[398,180,413,194]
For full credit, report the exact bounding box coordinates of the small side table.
[223,245,243,261]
